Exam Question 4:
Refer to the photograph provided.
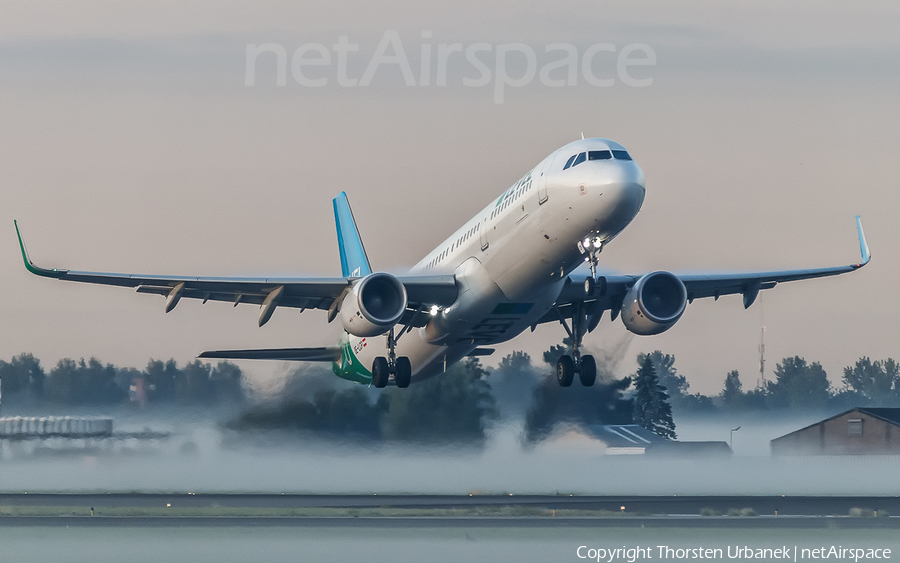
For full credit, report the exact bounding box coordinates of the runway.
[2,495,899,563]
[1,494,898,522]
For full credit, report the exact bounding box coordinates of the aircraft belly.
[340,331,456,384]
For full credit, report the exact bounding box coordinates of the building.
[645,441,733,457]
[588,424,669,454]
[771,407,900,455]
[0,416,113,439]
[583,424,731,456]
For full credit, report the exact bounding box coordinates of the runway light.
[430,305,439,316]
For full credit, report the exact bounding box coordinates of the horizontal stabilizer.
[198,347,340,362]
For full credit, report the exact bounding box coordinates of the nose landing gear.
[371,327,412,388]
[577,233,606,280]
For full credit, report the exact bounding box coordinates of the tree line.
[0,353,244,406]
[2,348,896,444]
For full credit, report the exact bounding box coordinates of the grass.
[0,505,635,519]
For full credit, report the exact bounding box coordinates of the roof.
[772,407,900,443]
[857,407,900,426]
[646,441,732,456]
[586,424,670,448]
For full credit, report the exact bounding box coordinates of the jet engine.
[620,271,687,336]
[339,272,408,337]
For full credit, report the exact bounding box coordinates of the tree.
[44,357,126,404]
[176,360,214,404]
[0,353,45,397]
[767,356,831,409]
[631,356,676,439]
[722,370,743,406]
[637,350,714,412]
[231,385,379,438]
[210,361,245,402]
[542,338,571,367]
[637,351,689,399]
[145,359,180,402]
[524,375,632,442]
[491,351,541,421]
[842,357,898,402]
[379,358,496,444]
[499,350,532,372]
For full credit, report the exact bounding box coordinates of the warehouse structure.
[771,407,900,455]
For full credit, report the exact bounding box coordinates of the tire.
[584,276,595,296]
[579,355,597,387]
[371,357,390,388]
[395,357,412,388]
[556,355,575,387]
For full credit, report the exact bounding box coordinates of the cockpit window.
[611,150,632,160]
[588,150,612,161]
[563,152,586,169]
[564,151,595,169]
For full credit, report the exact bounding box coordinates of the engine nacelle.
[620,271,687,336]
[340,272,408,337]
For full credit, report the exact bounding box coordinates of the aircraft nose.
[599,160,645,211]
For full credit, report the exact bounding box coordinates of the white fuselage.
[346,138,646,382]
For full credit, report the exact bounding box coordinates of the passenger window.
[588,150,612,160]
[612,150,632,160]
[572,152,586,167]
[563,155,577,170]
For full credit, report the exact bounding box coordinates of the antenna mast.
[757,295,766,389]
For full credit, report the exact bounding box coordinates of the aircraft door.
[536,150,560,205]
[479,217,489,251]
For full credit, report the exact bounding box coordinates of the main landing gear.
[554,301,598,387]
[556,353,596,387]
[372,328,412,389]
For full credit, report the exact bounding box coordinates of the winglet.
[855,215,871,268]
[14,221,67,278]
[332,192,372,278]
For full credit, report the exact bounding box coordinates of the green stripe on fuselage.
[332,334,373,384]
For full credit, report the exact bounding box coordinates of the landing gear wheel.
[579,354,597,387]
[556,355,575,387]
[394,357,412,388]
[372,357,390,388]
[584,276,595,296]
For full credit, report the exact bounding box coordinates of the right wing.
[15,221,458,327]
[544,216,870,326]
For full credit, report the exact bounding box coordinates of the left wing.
[14,221,458,327]
[545,216,870,325]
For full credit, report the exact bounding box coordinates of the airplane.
[15,138,871,388]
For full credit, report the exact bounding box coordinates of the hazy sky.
[2,0,898,395]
